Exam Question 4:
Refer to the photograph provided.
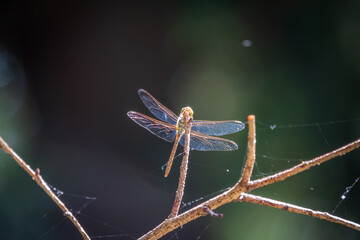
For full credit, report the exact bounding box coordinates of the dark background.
[0,1,359,239]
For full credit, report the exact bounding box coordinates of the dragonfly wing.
[191,120,245,136]
[127,111,176,142]
[180,131,238,151]
[138,89,178,125]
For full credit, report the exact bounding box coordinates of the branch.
[248,139,360,191]
[138,114,360,239]
[0,137,91,240]
[238,193,360,231]
[238,115,256,187]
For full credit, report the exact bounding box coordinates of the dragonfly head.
[181,107,193,118]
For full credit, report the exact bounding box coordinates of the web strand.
[332,177,360,214]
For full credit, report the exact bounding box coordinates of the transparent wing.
[138,89,178,125]
[127,111,176,142]
[191,120,245,136]
[180,131,238,151]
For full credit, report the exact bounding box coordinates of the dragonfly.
[127,89,245,177]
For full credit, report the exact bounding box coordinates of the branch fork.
[139,115,360,240]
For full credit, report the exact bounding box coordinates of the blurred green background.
[0,1,359,239]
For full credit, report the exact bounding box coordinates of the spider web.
[4,118,360,240]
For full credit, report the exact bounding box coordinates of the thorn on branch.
[203,206,224,218]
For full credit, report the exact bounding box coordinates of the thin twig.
[0,137,91,240]
[238,115,256,187]
[248,139,360,191]
[238,193,360,231]
[139,113,360,240]
[169,110,193,218]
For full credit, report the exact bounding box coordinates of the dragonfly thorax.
[176,106,193,132]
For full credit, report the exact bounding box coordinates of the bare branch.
[238,115,256,187]
[138,114,360,240]
[0,137,91,240]
[238,193,360,231]
[248,139,360,191]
